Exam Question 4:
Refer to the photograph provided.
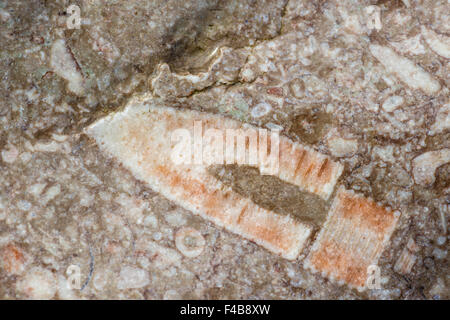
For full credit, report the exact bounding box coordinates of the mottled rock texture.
[0,0,448,299]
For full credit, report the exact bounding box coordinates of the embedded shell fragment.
[175,227,206,258]
[412,149,450,186]
[50,39,84,96]
[394,238,420,275]
[369,44,441,95]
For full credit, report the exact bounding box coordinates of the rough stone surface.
[0,0,448,300]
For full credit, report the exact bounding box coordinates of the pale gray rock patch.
[369,44,441,95]
[117,266,150,290]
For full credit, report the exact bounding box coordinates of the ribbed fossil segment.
[120,103,341,200]
[305,188,400,290]
[278,137,343,200]
[394,238,419,275]
[86,101,314,260]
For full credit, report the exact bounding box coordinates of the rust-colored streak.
[317,158,329,178]
[237,203,249,224]
[153,165,310,258]
[1,243,25,275]
[267,87,283,96]
[154,164,243,226]
[278,136,341,199]
[293,149,307,177]
[302,163,315,179]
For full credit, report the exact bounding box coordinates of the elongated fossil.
[305,188,400,291]
[86,99,344,260]
[86,98,400,291]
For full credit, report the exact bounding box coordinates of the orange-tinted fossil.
[86,101,344,259]
[305,187,400,290]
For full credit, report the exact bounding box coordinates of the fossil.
[86,100,344,259]
[394,238,420,275]
[305,188,400,291]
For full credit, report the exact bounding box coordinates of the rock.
[117,266,149,290]
[151,47,248,99]
[57,275,78,300]
[369,44,441,95]
[93,270,109,291]
[1,145,19,164]
[50,39,85,95]
[17,267,56,299]
[432,248,447,260]
[135,238,181,269]
[430,103,450,135]
[1,243,27,276]
[163,289,182,300]
[394,238,419,274]
[0,8,11,22]
[165,210,187,227]
[373,145,396,163]
[251,102,272,118]
[41,185,61,205]
[412,149,450,185]
[422,26,450,59]
[1,0,448,300]
[326,129,358,157]
[390,34,426,55]
[382,95,404,112]
[175,227,206,258]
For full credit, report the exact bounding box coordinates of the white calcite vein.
[369,44,441,95]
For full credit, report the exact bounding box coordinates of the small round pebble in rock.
[175,227,206,258]
[251,102,272,118]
